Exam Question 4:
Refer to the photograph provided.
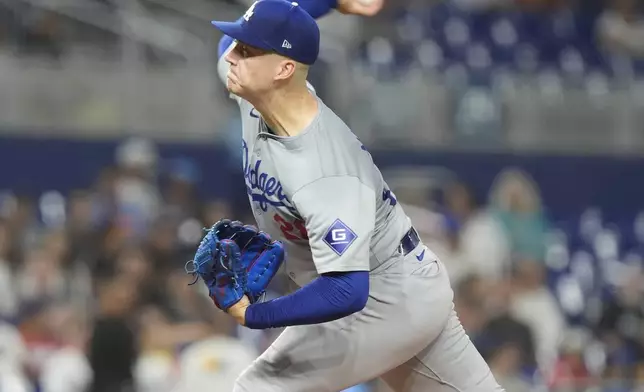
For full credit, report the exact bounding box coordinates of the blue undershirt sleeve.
[244,270,369,329]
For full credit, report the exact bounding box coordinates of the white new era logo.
[282,40,292,49]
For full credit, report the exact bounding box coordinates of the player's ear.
[274,58,297,81]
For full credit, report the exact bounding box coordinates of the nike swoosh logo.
[250,108,260,118]
[416,249,426,262]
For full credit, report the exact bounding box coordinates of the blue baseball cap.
[211,0,320,65]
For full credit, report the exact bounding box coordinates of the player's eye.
[232,42,248,58]
[237,43,254,58]
[234,42,268,58]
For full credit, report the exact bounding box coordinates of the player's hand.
[336,0,384,16]
[227,295,251,326]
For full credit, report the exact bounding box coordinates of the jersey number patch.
[274,214,308,241]
[382,188,398,206]
[323,219,358,256]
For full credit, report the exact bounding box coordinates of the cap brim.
[211,20,272,52]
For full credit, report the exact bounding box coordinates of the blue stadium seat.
[366,4,644,81]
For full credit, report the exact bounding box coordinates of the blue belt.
[397,226,421,256]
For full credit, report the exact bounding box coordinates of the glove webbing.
[184,226,268,286]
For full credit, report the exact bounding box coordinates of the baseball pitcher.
[188,0,506,390]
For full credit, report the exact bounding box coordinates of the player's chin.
[226,78,241,93]
[227,83,245,97]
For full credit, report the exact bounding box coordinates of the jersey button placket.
[254,134,262,157]
[252,134,266,216]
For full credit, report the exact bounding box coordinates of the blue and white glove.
[188,219,285,309]
[191,232,246,311]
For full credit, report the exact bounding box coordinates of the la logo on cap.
[243,1,258,21]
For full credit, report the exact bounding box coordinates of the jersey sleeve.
[292,176,375,274]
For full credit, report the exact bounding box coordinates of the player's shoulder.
[317,100,352,134]
[316,101,366,158]
[292,101,376,186]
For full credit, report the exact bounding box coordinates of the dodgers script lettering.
[242,139,297,213]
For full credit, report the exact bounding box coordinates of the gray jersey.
[219,42,503,392]
[218,50,411,287]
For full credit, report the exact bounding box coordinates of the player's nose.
[225,48,239,65]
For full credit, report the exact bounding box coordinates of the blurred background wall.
[1,0,644,391]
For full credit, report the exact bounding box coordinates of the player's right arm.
[240,176,376,329]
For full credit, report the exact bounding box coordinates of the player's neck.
[251,86,318,137]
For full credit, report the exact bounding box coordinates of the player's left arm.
[229,176,375,329]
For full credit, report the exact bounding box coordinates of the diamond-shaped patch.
[323,219,357,256]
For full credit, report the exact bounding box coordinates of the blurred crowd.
[0,138,268,392]
[2,0,643,69]
[1,0,644,392]
[0,137,642,392]
[399,167,644,392]
[350,0,644,93]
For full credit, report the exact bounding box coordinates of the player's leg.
[233,248,455,392]
[379,264,505,392]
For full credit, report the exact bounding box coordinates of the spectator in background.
[112,244,159,305]
[441,181,511,284]
[596,269,644,383]
[455,273,538,378]
[113,137,162,240]
[66,190,103,264]
[489,168,548,266]
[16,301,61,387]
[134,304,187,392]
[134,278,240,392]
[161,158,202,223]
[0,321,30,392]
[509,260,566,374]
[487,343,534,392]
[39,305,92,392]
[5,194,40,266]
[453,274,490,340]
[172,334,259,392]
[0,218,18,320]
[14,229,92,312]
[477,278,538,374]
[548,329,593,391]
[90,167,119,232]
[144,217,184,278]
[15,244,68,306]
[88,276,139,392]
[42,229,93,310]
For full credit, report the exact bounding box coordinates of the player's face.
[225,41,283,98]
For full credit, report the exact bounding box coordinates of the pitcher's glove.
[187,219,285,310]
